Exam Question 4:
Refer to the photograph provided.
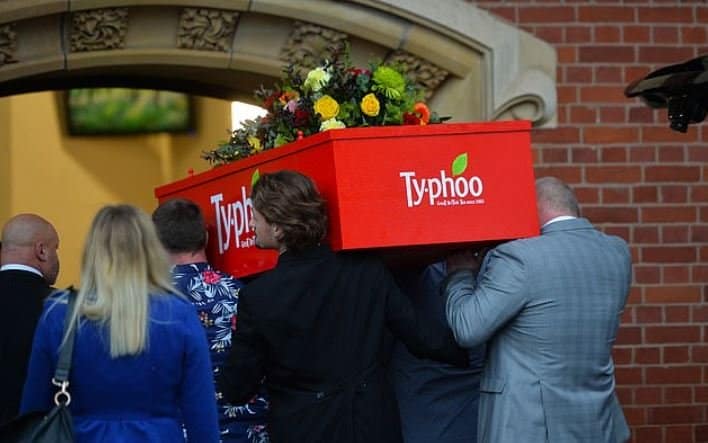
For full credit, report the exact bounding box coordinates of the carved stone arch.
[0,0,556,126]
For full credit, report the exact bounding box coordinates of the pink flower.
[285,99,299,113]
[202,270,221,284]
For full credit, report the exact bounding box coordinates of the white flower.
[303,67,331,92]
[319,118,346,132]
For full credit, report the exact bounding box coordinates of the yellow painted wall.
[0,92,230,288]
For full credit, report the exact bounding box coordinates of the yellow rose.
[314,95,340,120]
[360,93,380,117]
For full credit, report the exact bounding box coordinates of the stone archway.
[0,0,557,126]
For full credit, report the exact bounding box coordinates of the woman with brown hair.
[219,170,466,443]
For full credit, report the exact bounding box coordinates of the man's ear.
[34,241,47,262]
[272,224,283,240]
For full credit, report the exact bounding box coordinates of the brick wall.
[471,1,708,442]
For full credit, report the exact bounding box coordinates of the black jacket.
[219,245,466,443]
[0,270,52,424]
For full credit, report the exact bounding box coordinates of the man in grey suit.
[444,176,631,443]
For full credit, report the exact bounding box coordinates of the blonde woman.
[20,205,219,442]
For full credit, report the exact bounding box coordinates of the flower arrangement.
[202,45,448,165]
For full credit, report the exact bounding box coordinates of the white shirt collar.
[0,264,44,277]
[542,215,577,228]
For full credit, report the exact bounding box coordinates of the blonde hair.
[65,204,176,357]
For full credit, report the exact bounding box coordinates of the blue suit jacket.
[445,218,631,443]
[391,262,484,443]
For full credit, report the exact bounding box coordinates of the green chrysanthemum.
[371,66,406,100]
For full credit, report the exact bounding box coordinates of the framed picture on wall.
[65,88,195,135]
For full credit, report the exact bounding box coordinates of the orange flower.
[414,102,430,125]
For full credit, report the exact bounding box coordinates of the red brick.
[646,166,701,183]
[635,305,662,323]
[635,388,662,406]
[566,67,593,83]
[614,346,633,365]
[603,187,630,204]
[583,206,639,223]
[691,265,708,283]
[664,345,691,363]
[604,226,630,241]
[574,186,599,204]
[541,147,568,163]
[629,146,656,162]
[633,426,663,442]
[633,226,660,244]
[643,125,699,143]
[612,346,632,366]
[595,26,622,43]
[580,87,631,104]
[601,147,627,163]
[616,386,633,405]
[696,386,708,403]
[533,166,582,184]
[578,46,635,63]
[644,285,701,302]
[682,26,707,44]
[660,186,688,203]
[616,366,643,385]
[557,85,578,104]
[693,226,708,243]
[638,47,696,64]
[658,146,685,162]
[642,207,695,223]
[693,306,708,322]
[664,386,692,404]
[624,406,647,426]
[534,26,563,44]
[616,326,643,345]
[587,166,642,183]
[519,6,575,23]
[623,26,651,43]
[565,26,591,43]
[690,186,708,202]
[633,186,658,203]
[665,306,690,323]
[663,266,689,284]
[635,347,661,364]
[638,7,694,23]
[700,207,708,223]
[628,106,655,123]
[571,147,598,163]
[662,225,689,242]
[647,405,703,424]
[652,26,680,44]
[645,326,702,344]
[697,424,708,442]
[532,127,580,144]
[557,46,577,64]
[625,65,652,83]
[689,146,708,162]
[585,127,639,143]
[692,345,708,363]
[599,106,627,123]
[578,6,634,22]
[569,105,596,123]
[646,366,702,384]
[664,425,693,443]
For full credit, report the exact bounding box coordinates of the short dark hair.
[251,170,327,253]
[152,198,207,253]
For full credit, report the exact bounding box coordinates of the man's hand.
[446,248,488,274]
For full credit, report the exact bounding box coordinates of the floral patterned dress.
[173,263,269,443]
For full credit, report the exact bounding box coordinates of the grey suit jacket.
[445,218,631,443]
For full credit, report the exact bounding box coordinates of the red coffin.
[155,120,539,277]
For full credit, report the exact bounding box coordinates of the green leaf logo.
[451,153,468,176]
[251,169,260,187]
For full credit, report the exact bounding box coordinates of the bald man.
[0,214,60,424]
